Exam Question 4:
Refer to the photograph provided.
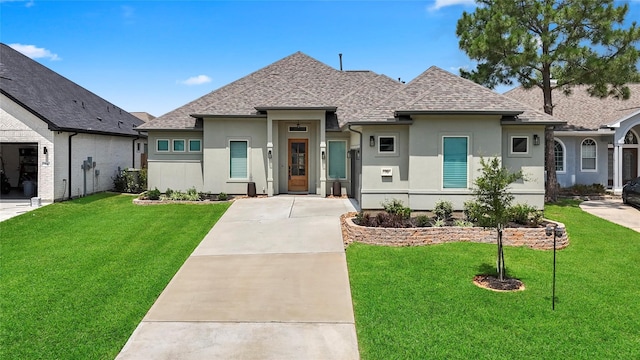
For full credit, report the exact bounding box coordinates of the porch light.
[321,150,326,160]
[533,134,540,146]
[43,146,48,154]
[369,136,375,147]
[267,149,272,159]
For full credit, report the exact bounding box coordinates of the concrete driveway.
[0,198,49,222]
[116,196,360,360]
[579,198,640,232]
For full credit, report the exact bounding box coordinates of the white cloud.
[428,0,476,11]
[9,43,60,61]
[179,75,212,86]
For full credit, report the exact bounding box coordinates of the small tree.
[472,157,524,281]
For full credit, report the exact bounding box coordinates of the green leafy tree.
[456,0,640,202]
[472,157,524,281]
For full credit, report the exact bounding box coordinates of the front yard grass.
[347,200,640,359]
[0,193,229,359]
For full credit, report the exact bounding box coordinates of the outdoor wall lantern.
[267,149,272,159]
[369,135,375,147]
[43,146,48,154]
[546,224,564,310]
[533,134,540,146]
[321,150,326,160]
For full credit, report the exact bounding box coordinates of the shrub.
[464,200,490,226]
[509,203,543,226]
[454,219,474,227]
[433,218,445,227]
[415,215,431,227]
[165,188,174,198]
[112,168,144,194]
[561,183,606,196]
[355,212,408,228]
[217,192,228,201]
[185,187,200,201]
[434,200,453,220]
[146,188,161,200]
[381,199,411,219]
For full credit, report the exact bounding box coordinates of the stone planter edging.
[341,213,569,250]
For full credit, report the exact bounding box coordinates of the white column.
[613,143,623,194]
[267,117,274,196]
[319,117,326,197]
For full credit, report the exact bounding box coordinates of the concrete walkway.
[579,198,640,232]
[116,196,360,360]
[0,198,50,222]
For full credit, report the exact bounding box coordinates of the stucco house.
[0,43,147,202]
[138,52,563,210]
[505,85,640,194]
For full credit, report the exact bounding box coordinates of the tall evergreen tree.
[456,0,640,202]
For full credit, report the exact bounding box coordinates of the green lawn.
[0,193,229,359]
[347,200,640,359]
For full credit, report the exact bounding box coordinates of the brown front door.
[623,148,638,184]
[288,139,308,192]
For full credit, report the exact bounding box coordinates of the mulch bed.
[473,275,525,292]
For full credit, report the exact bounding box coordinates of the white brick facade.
[1,94,142,201]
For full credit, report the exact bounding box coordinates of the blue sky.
[2,0,639,117]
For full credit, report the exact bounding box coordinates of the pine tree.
[456,0,640,202]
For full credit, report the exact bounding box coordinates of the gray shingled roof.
[504,85,640,131]
[140,52,562,130]
[0,43,144,136]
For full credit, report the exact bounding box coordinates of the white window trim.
[172,139,186,152]
[157,139,169,152]
[377,135,398,156]
[554,138,566,174]
[327,140,347,180]
[509,135,530,156]
[228,138,250,182]
[581,138,597,172]
[188,139,202,153]
[441,135,471,191]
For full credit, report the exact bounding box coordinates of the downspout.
[68,132,78,200]
[132,136,140,169]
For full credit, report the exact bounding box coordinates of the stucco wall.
[502,125,546,209]
[555,135,609,188]
[147,131,204,192]
[203,119,268,195]
[359,124,410,209]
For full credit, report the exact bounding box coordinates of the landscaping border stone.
[341,213,569,250]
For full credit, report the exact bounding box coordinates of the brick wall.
[341,213,569,250]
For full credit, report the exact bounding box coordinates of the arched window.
[581,138,597,171]
[554,139,565,172]
[624,131,638,144]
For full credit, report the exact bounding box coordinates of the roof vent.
[339,53,343,71]
[97,117,102,121]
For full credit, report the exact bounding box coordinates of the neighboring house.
[0,43,147,201]
[505,85,640,194]
[138,52,563,210]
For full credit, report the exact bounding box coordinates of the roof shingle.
[504,85,640,130]
[0,43,144,136]
[139,52,562,130]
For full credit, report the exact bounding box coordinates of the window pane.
[443,137,468,188]
[189,140,201,152]
[379,137,394,152]
[554,141,564,171]
[512,137,528,153]
[173,140,185,152]
[157,140,169,152]
[230,141,248,178]
[581,139,596,170]
[328,141,346,179]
